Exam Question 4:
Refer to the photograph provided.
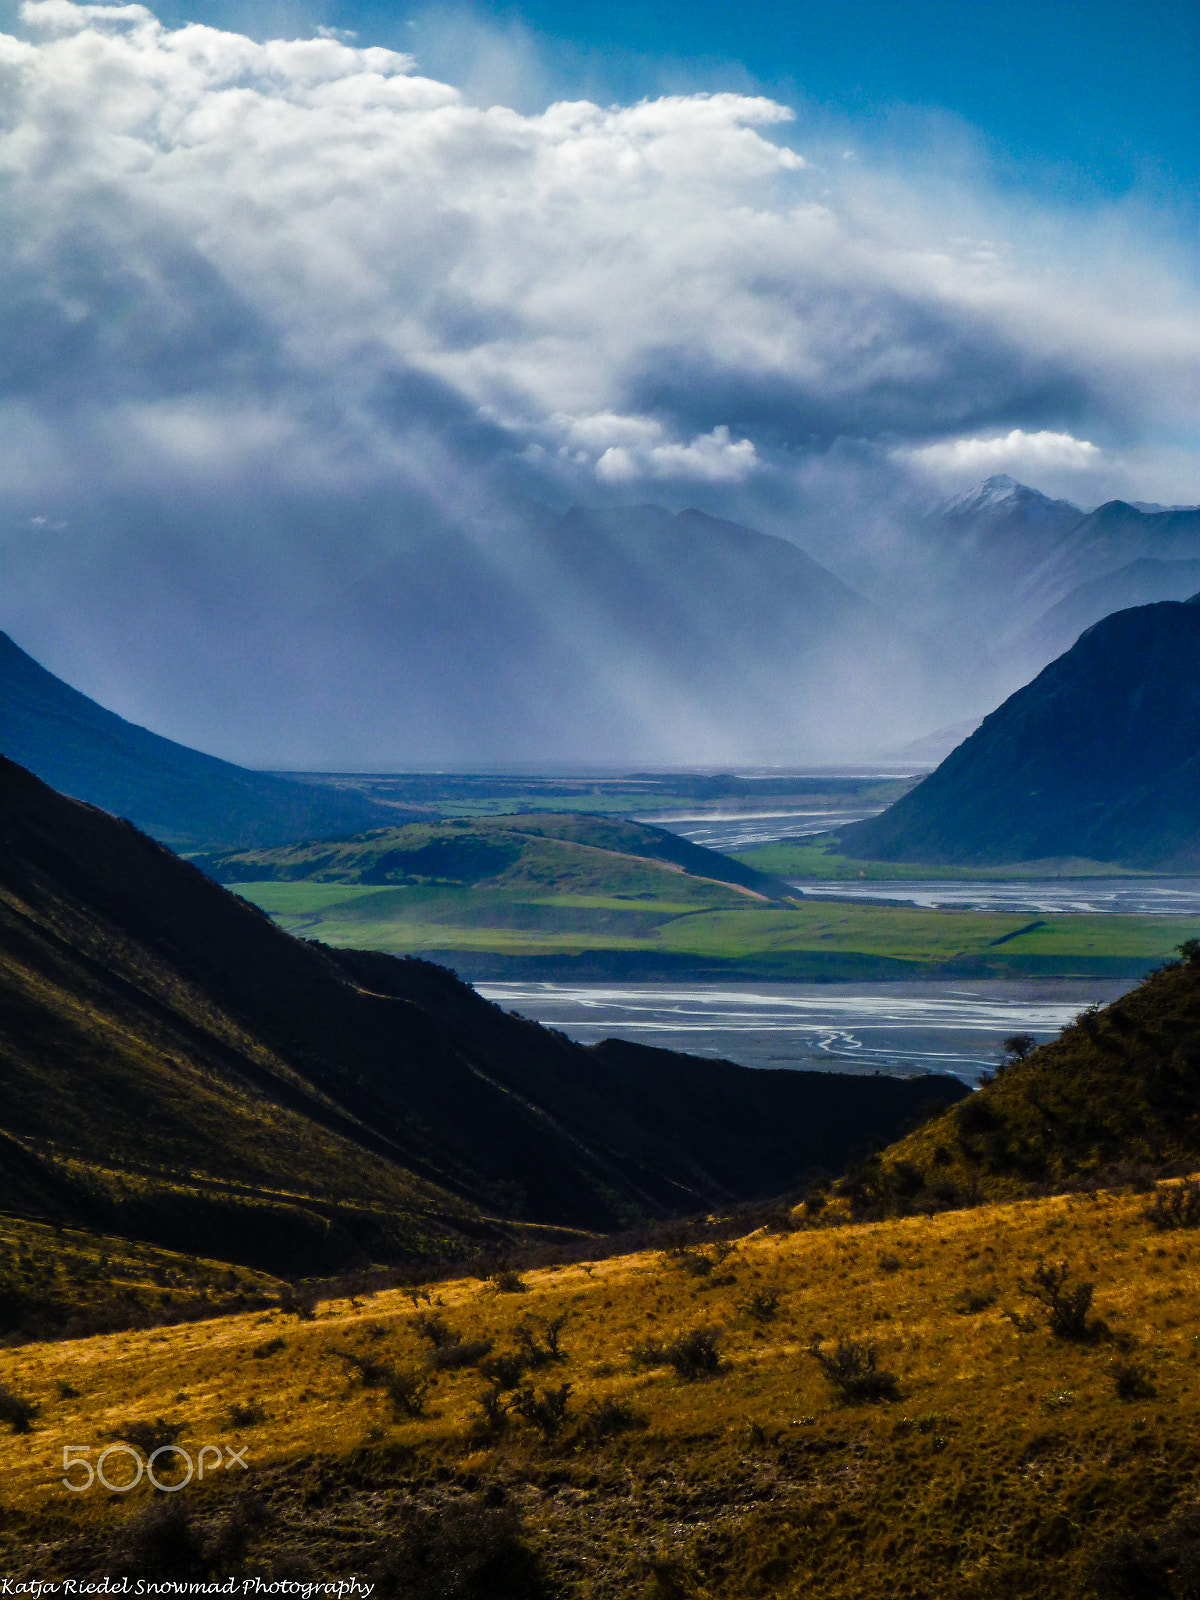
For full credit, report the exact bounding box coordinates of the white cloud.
[0,0,1194,519]
[899,428,1102,480]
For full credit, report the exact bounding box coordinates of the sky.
[0,0,1195,762]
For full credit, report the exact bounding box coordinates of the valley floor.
[4,1184,1199,1596]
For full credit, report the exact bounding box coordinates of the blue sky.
[142,0,1200,212]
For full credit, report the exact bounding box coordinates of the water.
[477,979,1137,1085]
[631,809,882,852]
[790,878,1200,916]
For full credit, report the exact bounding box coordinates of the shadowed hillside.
[839,597,1200,869]
[0,755,964,1275]
[0,627,395,852]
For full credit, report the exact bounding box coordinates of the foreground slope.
[839,597,1200,869]
[0,755,962,1269]
[4,1182,1198,1598]
[0,627,392,852]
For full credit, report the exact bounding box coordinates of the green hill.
[0,627,393,852]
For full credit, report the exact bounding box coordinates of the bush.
[278,1284,318,1320]
[251,1336,286,1359]
[372,1498,548,1598]
[468,1384,512,1443]
[413,1313,461,1350]
[740,1287,781,1324]
[1111,1359,1157,1401]
[479,1351,528,1390]
[952,1284,997,1315]
[577,1394,640,1444]
[115,1417,184,1453]
[808,1339,899,1403]
[515,1314,568,1367]
[1017,1260,1102,1340]
[629,1339,668,1372]
[511,1382,572,1439]
[387,1367,430,1419]
[489,1268,528,1294]
[224,1401,265,1429]
[0,1384,39,1433]
[427,1338,494,1371]
[665,1327,723,1382]
[1146,1179,1200,1230]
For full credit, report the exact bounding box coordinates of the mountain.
[1014,556,1200,667]
[836,597,1200,869]
[280,504,968,765]
[0,627,394,852]
[0,754,963,1271]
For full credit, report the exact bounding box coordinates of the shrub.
[628,1339,668,1372]
[511,1382,572,1439]
[665,1327,723,1382]
[1112,1360,1157,1401]
[372,1498,547,1598]
[278,1284,318,1320]
[224,1400,265,1429]
[479,1351,528,1390]
[809,1339,899,1403]
[427,1338,494,1371]
[0,1384,39,1433]
[515,1314,567,1367]
[469,1383,512,1442]
[952,1284,997,1315]
[489,1268,528,1295]
[387,1366,430,1419]
[115,1417,184,1453]
[577,1394,640,1444]
[335,1350,396,1388]
[878,1254,903,1274]
[251,1336,286,1359]
[1017,1260,1102,1340]
[1146,1179,1200,1230]
[413,1313,460,1350]
[740,1287,781,1324]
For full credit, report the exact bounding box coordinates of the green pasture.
[236,878,1200,976]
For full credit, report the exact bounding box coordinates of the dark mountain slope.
[0,756,962,1270]
[859,942,1200,1210]
[837,598,1200,869]
[0,628,392,852]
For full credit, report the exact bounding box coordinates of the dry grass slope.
[3,1183,1200,1597]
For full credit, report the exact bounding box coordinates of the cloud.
[898,428,1102,481]
[0,2,1195,760]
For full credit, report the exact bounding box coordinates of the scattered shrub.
[489,1268,528,1295]
[468,1383,512,1443]
[1112,1360,1157,1401]
[334,1350,396,1388]
[1146,1179,1200,1230]
[413,1313,460,1350]
[629,1339,668,1372]
[0,1383,39,1433]
[387,1366,430,1419]
[740,1287,781,1324]
[878,1254,903,1273]
[224,1400,265,1429]
[56,1379,81,1399]
[114,1417,184,1453]
[1017,1260,1103,1340]
[372,1498,548,1598]
[952,1284,997,1315]
[479,1351,528,1390]
[665,1327,723,1382]
[251,1336,286,1359]
[514,1314,567,1367]
[809,1339,899,1403]
[577,1394,640,1443]
[511,1382,572,1439]
[278,1284,318,1320]
[427,1338,494,1371]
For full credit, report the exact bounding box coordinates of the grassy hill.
[856,942,1200,1214]
[0,627,394,852]
[0,755,964,1279]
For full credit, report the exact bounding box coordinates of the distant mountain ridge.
[0,627,395,852]
[838,597,1200,869]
